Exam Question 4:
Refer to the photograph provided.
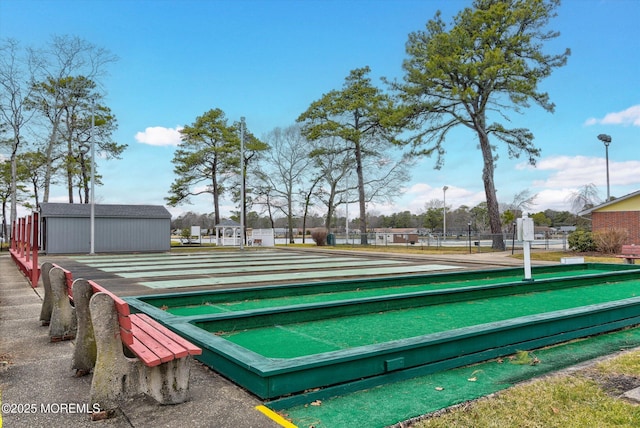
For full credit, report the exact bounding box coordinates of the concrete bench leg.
[88,292,194,409]
[71,279,97,375]
[89,292,143,410]
[49,266,76,341]
[144,355,193,404]
[39,262,54,326]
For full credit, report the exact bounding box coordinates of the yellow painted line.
[255,405,297,428]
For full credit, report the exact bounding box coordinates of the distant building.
[372,228,419,244]
[580,190,640,244]
[39,203,171,254]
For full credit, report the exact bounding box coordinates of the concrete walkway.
[0,254,279,428]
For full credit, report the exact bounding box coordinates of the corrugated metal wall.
[44,217,170,254]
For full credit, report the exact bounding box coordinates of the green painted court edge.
[176,298,640,398]
[124,263,640,399]
[144,268,633,318]
[176,271,640,331]
[127,263,636,312]
[272,325,640,428]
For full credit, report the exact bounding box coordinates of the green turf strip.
[222,279,640,358]
[272,326,640,428]
[167,269,610,316]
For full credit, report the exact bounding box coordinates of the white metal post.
[90,98,95,255]
[240,117,245,251]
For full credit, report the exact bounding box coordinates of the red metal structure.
[9,212,41,287]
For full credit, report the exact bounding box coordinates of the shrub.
[311,229,328,246]
[181,228,191,239]
[568,230,596,252]
[593,228,628,254]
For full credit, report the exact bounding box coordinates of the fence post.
[10,220,16,251]
[25,215,32,263]
[31,212,40,287]
[19,217,26,258]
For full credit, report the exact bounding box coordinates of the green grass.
[412,350,640,428]
[414,375,640,427]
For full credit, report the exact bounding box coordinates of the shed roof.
[39,203,171,219]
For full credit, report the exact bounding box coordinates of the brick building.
[580,190,640,245]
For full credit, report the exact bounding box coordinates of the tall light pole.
[89,98,95,255]
[240,117,245,251]
[598,134,612,201]
[443,185,448,241]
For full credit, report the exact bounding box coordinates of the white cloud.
[530,155,640,188]
[584,105,640,127]
[135,126,184,146]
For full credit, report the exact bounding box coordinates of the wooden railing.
[9,212,40,287]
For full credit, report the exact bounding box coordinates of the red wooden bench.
[87,280,201,367]
[71,278,201,412]
[616,245,640,264]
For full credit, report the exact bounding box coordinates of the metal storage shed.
[39,203,171,254]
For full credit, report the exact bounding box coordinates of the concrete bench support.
[89,292,194,409]
[39,262,54,325]
[71,278,199,411]
[42,264,76,341]
[72,279,97,374]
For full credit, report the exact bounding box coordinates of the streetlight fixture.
[443,186,448,241]
[597,134,612,201]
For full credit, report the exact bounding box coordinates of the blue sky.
[1,0,639,219]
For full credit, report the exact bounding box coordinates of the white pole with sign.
[517,212,535,281]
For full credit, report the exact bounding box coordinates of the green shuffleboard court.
[125,263,640,400]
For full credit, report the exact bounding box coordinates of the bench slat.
[88,280,201,368]
[134,313,202,356]
[129,318,177,364]
[130,315,188,359]
[119,323,134,346]
[127,336,163,367]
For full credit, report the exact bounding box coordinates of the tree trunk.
[212,174,220,226]
[354,139,368,245]
[477,129,506,251]
[43,118,62,203]
[10,135,18,229]
[287,198,294,244]
[325,184,336,231]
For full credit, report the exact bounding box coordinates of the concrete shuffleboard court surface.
[70,249,462,290]
[125,263,640,399]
